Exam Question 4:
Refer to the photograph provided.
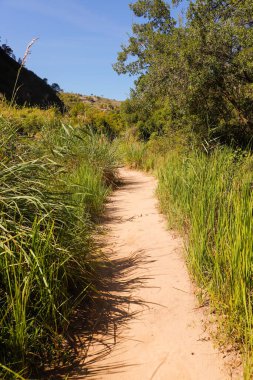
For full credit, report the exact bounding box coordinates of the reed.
[118,135,253,375]
[157,148,253,376]
[10,38,38,107]
[0,116,118,378]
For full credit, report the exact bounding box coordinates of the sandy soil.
[68,168,241,380]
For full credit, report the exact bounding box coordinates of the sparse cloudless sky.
[1,0,188,100]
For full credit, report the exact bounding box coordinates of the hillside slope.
[0,47,64,110]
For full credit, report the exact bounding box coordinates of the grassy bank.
[119,136,253,377]
[0,102,119,378]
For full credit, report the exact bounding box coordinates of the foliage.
[0,45,64,110]
[0,99,61,135]
[157,147,253,375]
[0,108,119,378]
[116,0,253,146]
[0,93,125,139]
[51,83,63,93]
[118,132,253,375]
[117,127,197,169]
[60,93,125,139]
[1,43,14,58]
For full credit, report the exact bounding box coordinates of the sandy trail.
[75,168,237,379]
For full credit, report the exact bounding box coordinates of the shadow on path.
[41,247,154,379]
[38,171,156,379]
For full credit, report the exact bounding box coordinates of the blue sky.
[1,0,188,100]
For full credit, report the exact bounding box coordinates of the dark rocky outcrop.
[0,47,64,111]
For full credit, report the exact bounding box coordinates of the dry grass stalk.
[10,37,39,107]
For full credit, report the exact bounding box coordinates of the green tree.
[51,83,63,93]
[113,0,175,76]
[1,43,14,57]
[185,0,253,143]
[115,0,253,144]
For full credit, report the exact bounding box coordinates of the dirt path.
[72,168,240,380]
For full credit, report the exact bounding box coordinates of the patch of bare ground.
[43,168,242,380]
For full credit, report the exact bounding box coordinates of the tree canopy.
[115,0,253,145]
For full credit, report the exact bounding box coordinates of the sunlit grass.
[0,116,118,378]
[118,135,253,376]
[157,148,253,376]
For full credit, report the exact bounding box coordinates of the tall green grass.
[117,129,197,172]
[0,118,118,378]
[157,148,253,376]
[118,133,253,375]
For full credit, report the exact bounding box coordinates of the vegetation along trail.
[81,168,237,380]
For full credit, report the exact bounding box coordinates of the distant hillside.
[60,92,121,111]
[0,47,64,110]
